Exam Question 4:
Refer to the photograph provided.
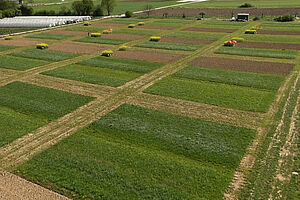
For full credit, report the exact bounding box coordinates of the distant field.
[0,82,93,147]
[182,0,300,8]
[16,104,255,199]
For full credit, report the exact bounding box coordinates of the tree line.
[0,0,116,18]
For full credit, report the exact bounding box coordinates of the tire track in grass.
[127,92,264,129]
[224,67,299,200]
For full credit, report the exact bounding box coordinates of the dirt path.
[0,172,70,200]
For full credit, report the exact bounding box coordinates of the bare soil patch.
[114,49,185,63]
[237,41,300,50]
[102,33,145,40]
[161,36,215,45]
[189,56,294,75]
[48,42,105,54]
[136,25,176,30]
[47,30,86,36]
[184,27,237,33]
[258,30,300,36]
[137,7,300,17]
[0,39,39,46]
[93,22,124,28]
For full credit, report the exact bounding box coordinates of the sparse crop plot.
[11,49,81,61]
[26,33,73,40]
[75,36,130,45]
[0,81,93,147]
[15,104,255,199]
[0,55,49,70]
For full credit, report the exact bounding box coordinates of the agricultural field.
[0,15,299,200]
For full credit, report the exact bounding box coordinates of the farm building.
[237,13,249,21]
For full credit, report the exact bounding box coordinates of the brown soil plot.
[48,42,105,54]
[258,30,300,36]
[189,56,294,75]
[136,25,176,30]
[161,36,216,45]
[114,50,185,63]
[237,41,300,50]
[0,39,40,47]
[184,27,237,33]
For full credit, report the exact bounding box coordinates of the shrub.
[125,10,133,18]
[232,37,244,42]
[91,32,101,37]
[138,21,145,26]
[84,21,91,26]
[274,15,295,22]
[149,36,161,42]
[101,50,113,57]
[102,29,112,34]
[224,41,235,47]
[245,29,257,34]
[4,36,13,40]
[239,3,253,8]
[118,45,128,51]
[36,43,49,49]
[128,24,136,28]
[253,16,260,21]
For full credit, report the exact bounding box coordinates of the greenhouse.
[0,16,92,28]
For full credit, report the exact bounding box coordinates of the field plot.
[11,49,81,62]
[42,56,163,87]
[75,36,130,45]
[0,44,16,51]
[136,41,203,51]
[15,104,255,200]
[0,81,93,147]
[26,33,74,40]
[0,55,49,71]
[0,39,41,47]
[48,42,105,54]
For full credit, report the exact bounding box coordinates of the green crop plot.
[261,23,300,31]
[75,36,130,45]
[147,19,192,27]
[136,41,203,51]
[103,18,143,24]
[0,28,37,35]
[145,77,275,112]
[64,26,105,32]
[0,82,93,147]
[0,55,49,70]
[243,34,300,44]
[26,33,73,40]
[11,49,81,62]
[15,104,255,199]
[0,44,16,52]
[195,21,246,29]
[42,64,142,87]
[78,56,164,73]
[174,66,285,91]
[114,28,160,35]
[167,31,225,40]
[215,47,298,59]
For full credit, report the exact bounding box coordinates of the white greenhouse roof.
[0,16,92,28]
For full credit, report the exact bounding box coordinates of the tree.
[82,0,94,15]
[125,10,133,18]
[72,0,83,15]
[0,0,17,10]
[145,4,153,17]
[101,0,116,16]
[199,12,205,18]
[93,4,104,16]
[20,4,33,15]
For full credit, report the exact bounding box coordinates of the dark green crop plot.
[64,26,105,32]
[0,55,49,70]
[174,66,285,91]
[167,31,224,40]
[215,47,298,59]
[26,33,73,40]
[145,77,275,112]
[104,18,143,24]
[0,44,16,52]
[11,49,81,62]
[78,56,163,73]
[75,36,130,45]
[42,64,142,87]
[243,34,300,44]
[0,82,93,147]
[16,104,255,199]
[136,41,203,51]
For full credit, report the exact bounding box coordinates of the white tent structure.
[0,16,92,28]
